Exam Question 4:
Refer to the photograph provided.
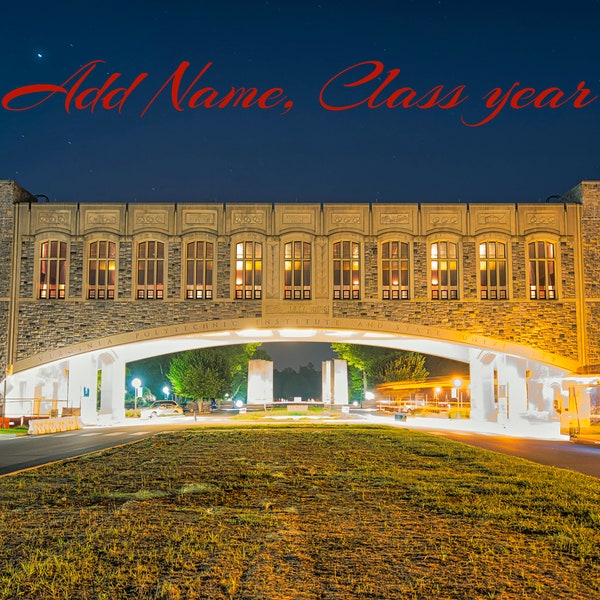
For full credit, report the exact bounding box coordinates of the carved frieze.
[331,212,361,225]
[38,210,71,228]
[282,213,312,225]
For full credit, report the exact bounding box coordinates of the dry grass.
[0,424,598,599]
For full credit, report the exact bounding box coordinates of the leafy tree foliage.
[167,344,269,401]
[331,343,428,398]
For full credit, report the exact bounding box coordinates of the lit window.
[430,241,458,300]
[333,241,360,299]
[186,241,213,299]
[382,241,409,300]
[235,242,262,299]
[284,241,311,299]
[88,241,116,300]
[528,241,556,299]
[479,242,507,300]
[137,241,165,299]
[39,241,67,299]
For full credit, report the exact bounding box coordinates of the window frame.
[283,239,312,300]
[184,239,214,300]
[527,239,558,300]
[38,239,68,300]
[380,240,411,300]
[135,239,166,300]
[478,240,508,300]
[332,239,361,300]
[87,239,117,300]
[429,239,460,300]
[234,239,263,300]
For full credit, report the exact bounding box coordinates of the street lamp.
[452,378,463,417]
[131,378,142,412]
[162,386,170,400]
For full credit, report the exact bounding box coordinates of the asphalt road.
[424,429,600,479]
[1,418,599,479]
[0,422,194,476]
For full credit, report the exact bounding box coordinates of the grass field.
[0,424,598,599]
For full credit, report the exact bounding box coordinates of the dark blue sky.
[1,0,599,204]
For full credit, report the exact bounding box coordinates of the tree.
[167,348,230,401]
[167,344,269,402]
[331,343,428,398]
[370,352,428,385]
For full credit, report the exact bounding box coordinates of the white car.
[140,401,184,419]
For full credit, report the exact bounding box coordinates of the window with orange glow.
[88,241,116,299]
[528,241,556,299]
[333,241,360,299]
[479,241,507,299]
[186,241,213,299]
[235,241,262,299]
[39,240,67,299]
[430,241,458,299]
[381,241,409,299]
[284,241,311,299]
[136,241,165,299]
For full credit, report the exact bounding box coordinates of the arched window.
[528,241,556,299]
[39,241,67,299]
[381,241,409,299]
[235,241,262,299]
[186,241,213,299]
[333,241,360,299]
[430,241,458,300]
[137,240,164,299]
[284,241,311,299]
[479,241,507,300]
[88,241,116,299]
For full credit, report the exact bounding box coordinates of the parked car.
[140,400,183,419]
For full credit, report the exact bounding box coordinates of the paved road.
[424,429,600,479]
[1,418,599,479]
[0,422,195,476]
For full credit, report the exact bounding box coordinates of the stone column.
[496,354,528,431]
[98,353,126,423]
[322,360,332,404]
[322,359,348,405]
[469,350,496,423]
[247,359,273,405]
[67,354,99,425]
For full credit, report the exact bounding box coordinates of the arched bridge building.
[1,180,599,434]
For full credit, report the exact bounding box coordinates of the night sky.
[1,0,599,205]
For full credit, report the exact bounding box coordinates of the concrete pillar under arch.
[322,359,348,405]
[67,354,99,425]
[495,354,528,431]
[247,359,273,405]
[97,353,126,424]
[469,350,496,423]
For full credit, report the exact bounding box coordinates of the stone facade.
[0,180,598,377]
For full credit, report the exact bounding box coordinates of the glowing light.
[452,377,463,388]
[279,329,317,338]
[237,329,273,338]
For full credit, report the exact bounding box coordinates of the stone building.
[0,179,599,433]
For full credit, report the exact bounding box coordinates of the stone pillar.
[496,355,528,431]
[98,353,126,423]
[469,350,496,423]
[247,359,273,405]
[67,354,98,425]
[322,359,348,405]
[322,360,332,404]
